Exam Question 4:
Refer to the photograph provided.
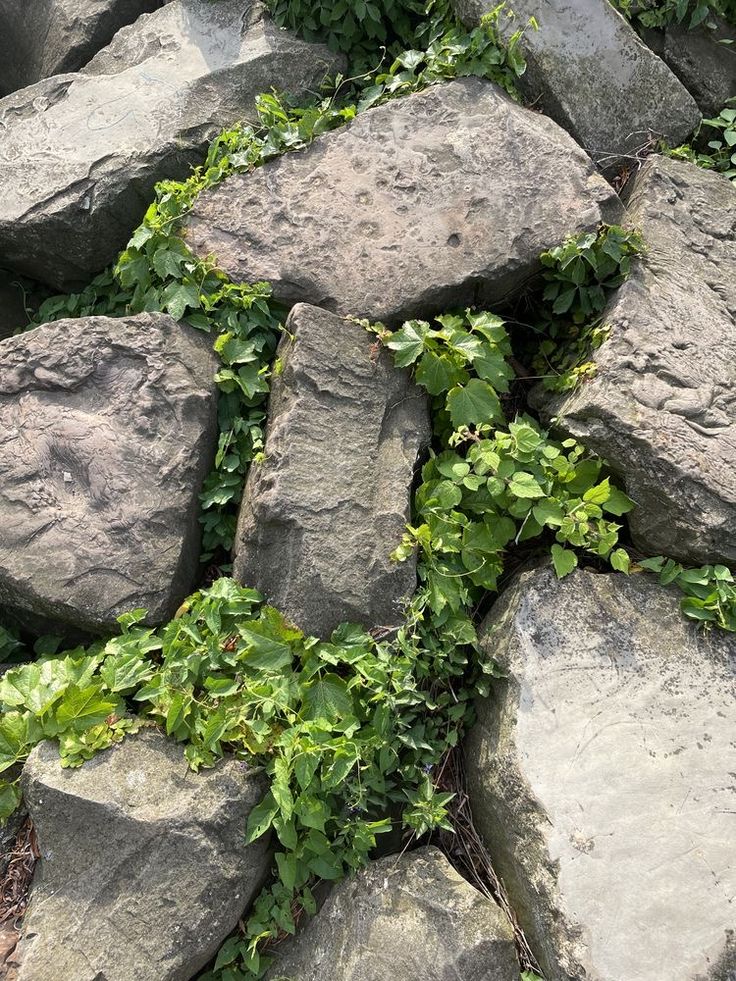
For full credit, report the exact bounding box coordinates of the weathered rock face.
[0,0,343,290]
[642,17,736,117]
[187,77,623,325]
[466,566,736,981]
[0,0,163,98]
[536,156,736,567]
[266,847,519,981]
[13,731,271,981]
[452,0,700,173]
[233,303,430,637]
[0,313,218,633]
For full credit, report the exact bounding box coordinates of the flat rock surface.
[0,0,342,289]
[536,156,736,567]
[13,731,271,981]
[266,847,519,981]
[642,17,736,117]
[452,0,700,172]
[0,0,163,98]
[466,566,736,981]
[233,303,430,637]
[0,313,218,633]
[186,77,623,325]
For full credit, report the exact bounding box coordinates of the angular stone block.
[187,77,623,325]
[233,303,430,637]
[0,313,218,632]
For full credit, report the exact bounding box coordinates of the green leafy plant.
[637,557,736,628]
[520,225,643,392]
[611,0,736,28]
[667,105,736,181]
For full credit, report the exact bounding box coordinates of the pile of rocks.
[1,0,734,979]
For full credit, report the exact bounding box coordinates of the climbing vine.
[611,0,736,28]
[3,2,736,980]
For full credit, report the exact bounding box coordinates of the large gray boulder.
[535,156,736,567]
[0,313,218,633]
[466,566,736,981]
[13,731,271,981]
[0,0,343,289]
[0,0,163,98]
[641,17,736,116]
[452,0,700,173]
[233,303,430,637]
[186,77,623,325]
[266,847,519,981]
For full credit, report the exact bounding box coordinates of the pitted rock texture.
[465,566,736,981]
[642,16,736,117]
[452,0,700,173]
[0,313,218,633]
[266,847,519,981]
[186,77,623,325]
[535,156,736,567]
[0,0,164,98]
[233,303,430,637]
[0,0,343,290]
[14,731,271,981]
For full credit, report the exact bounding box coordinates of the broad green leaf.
[301,674,352,722]
[551,544,578,579]
[386,320,430,367]
[446,378,503,427]
[508,471,545,499]
[54,685,118,733]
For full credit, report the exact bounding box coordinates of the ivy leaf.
[161,281,200,321]
[610,548,630,573]
[602,487,636,515]
[54,685,118,733]
[386,320,430,367]
[509,471,546,499]
[245,791,279,843]
[238,628,293,672]
[301,674,352,722]
[551,544,578,579]
[446,378,503,427]
[415,351,467,395]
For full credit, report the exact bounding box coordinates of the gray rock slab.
[233,303,430,637]
[0,0,164,98]
[0,0,343,290]
[266,847,519,981]
[0,313,218,633]
[186,77,623,325]
[466,565,736,981]
[14,731,271,981]
[641,18,736,117]
[452,0,700,173]
[535,155,736,567]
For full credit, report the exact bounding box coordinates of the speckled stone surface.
[0,0,342,289]
[452,0,700,172]
[466,566,736,981]
[0,313,217,632]
[186,77,623,325]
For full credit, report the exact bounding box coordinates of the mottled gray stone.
[0,0,343,289]
[0,313,218,633]
[535,156,736,567]
[266,847,519,981]
[233,303,430,637]
[0,0,163,97]
[452,0,700,173]
[641,18,736,117]
[186,77,623,325]
[14,731,271,981]
[466,566,736,981]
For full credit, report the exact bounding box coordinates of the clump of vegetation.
[612,0,736,28]
[668,106,736,182]
[509,225,643,393]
